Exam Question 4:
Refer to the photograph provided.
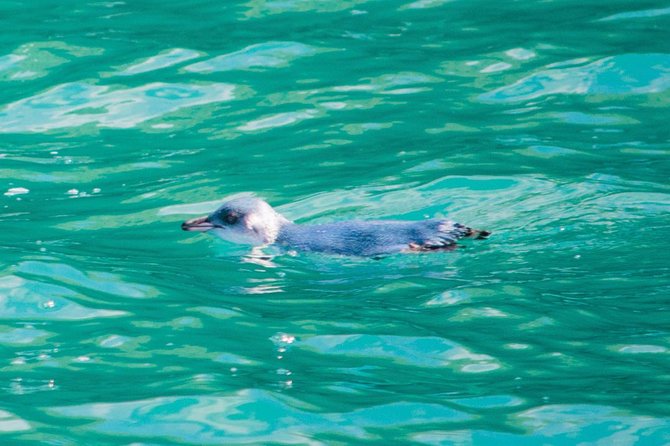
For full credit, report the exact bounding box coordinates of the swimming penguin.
[181,197,490,256]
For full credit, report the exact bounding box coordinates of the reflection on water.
[0,409,31,433]
[400,0,453,10]
[184,41,321,73]
[0,275,125,320]
[413,405,670,445]
[241,0,370,18]
[298,334,500,372]
[0,42,103,82]
[114,48,202,76]
[16,261,158,298]
[50,390,474,443]
[598,6,670,22]
[480,54,670,103]
[0,82,236,132]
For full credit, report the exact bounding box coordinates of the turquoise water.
[2,0,670,444]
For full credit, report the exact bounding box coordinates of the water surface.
[1,0,669,444]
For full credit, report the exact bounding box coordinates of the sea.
[1,1,669,444]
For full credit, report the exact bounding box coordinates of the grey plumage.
[182,197,490,256]
[277,220,478,256]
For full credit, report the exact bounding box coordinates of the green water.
[2,0,670,444]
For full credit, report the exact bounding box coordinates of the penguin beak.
[181,216,214,232]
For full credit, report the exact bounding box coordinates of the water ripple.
[400,0,453,10]
[241,0,370,18]
[184,41,321,73]
[298,334,500,372]
[239,109,320,132]
[414,404,670,444]
[49,389,473,443]
[0,275,125,320]
[16,261,158,299]
[0,82,236,133]
[0,41,103,82]
[480,54,670,103]
[114,48,202,76]
[0,325,51,346]
[0,409,30,433]
[598,6,670,22]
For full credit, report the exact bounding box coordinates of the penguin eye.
[224,212,239,225]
